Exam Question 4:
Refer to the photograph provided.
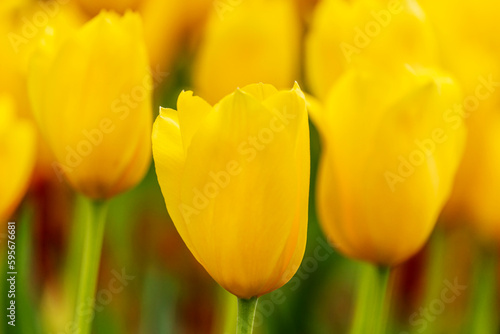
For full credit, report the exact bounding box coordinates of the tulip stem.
[236,297,259,334]
[468,244,498,333]
[350,263,391,334]
[74,198,109,334]
[373,266,391,334]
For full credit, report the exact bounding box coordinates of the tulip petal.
[0,114,36,221]
[152,107,206,266]
[176,90,212,151]
[240,83,279,101]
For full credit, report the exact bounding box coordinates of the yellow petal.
[176,91,212,151]
[239,82,279,101]
[0,97,36,221]
[152,107,205,266]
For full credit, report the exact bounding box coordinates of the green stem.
[468,245,498,334]
[350,263,391,334]
[65,196,90,306]
[374,266,391,334]
[74,199,109,334]
[416,229,445,334]
[350,263,375,334]
[236,297,259,334]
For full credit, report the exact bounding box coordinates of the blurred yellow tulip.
[0,96,36,221]
[446,107,500,240]
[71,0,211,74]
[419,0,500,58]
[193,0,300,104]
[306,0,438,100]
[420,0,500,239]
[29,11,152,199]
[152,83,310,298]
[1,1,85,184]
[139,0,185,73]
[312,65,465,266]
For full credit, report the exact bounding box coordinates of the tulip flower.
[152,83,310,333]
[0,96,36,222]
[28,12,152,334]
[418,3,500,331]
[2,2,84,183]
[419,0,500,238]
[312,65,465,266]
[193,0,300,104]
[29,11,152,200]
[305,0,438,100]
[311,65,465,334]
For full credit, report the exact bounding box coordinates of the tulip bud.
[193,0,300,104]
[312,66,465,266]
[29,12,152,199]
[0,96,36,221]
[152,83,310,298]
[306,0,438,100]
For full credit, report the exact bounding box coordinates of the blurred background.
[1,0,499,333]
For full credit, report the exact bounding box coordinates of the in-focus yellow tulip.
[193,0,300,104]
[306,0,438,100]
[312,65,465,266]
[29,11,152,199]
[152,83,310,299]
[0,96,36,221]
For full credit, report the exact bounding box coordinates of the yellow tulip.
[193,0,300,104]
[446,109,500,240]
[139,0,185,73]
[420,0,500,239]
[1,1,85,183]
[305,0,438,100]
[29,11,152,199]
[312,65,465,266]
[438,48,500,236]
[419,0,500,57]
[0,96,36,221]
[152,83,310,299]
